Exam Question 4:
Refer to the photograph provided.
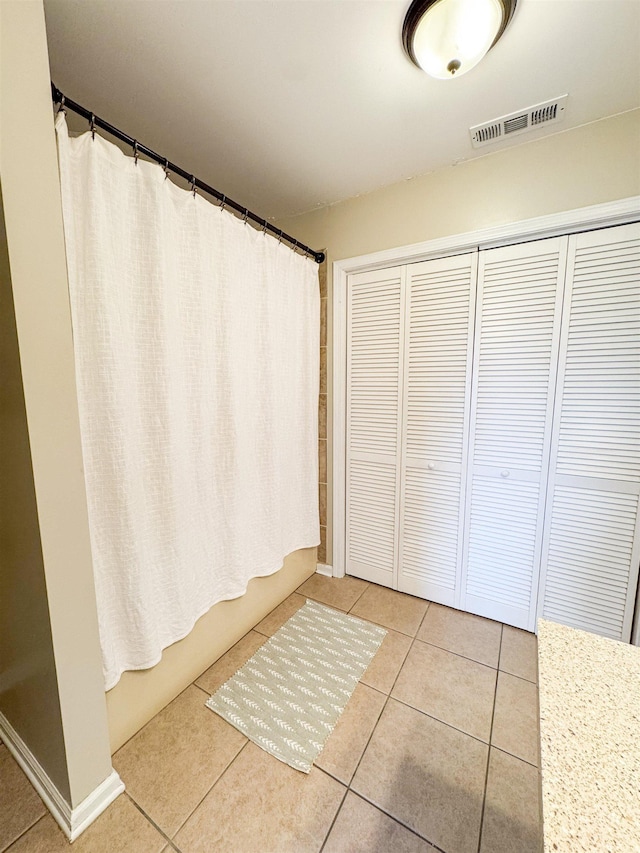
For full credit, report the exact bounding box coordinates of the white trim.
[633,579,640,646]
[0,712,124,842]
[332,197,640,277]
[332,254,347,578]
[332,196,640,584]
[316,562,333,577]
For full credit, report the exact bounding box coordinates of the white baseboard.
[0,711,124,841]
[316,563,333,577]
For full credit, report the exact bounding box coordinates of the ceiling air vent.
[470,95,568,149]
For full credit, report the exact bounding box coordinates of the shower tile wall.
[318,258,327,565]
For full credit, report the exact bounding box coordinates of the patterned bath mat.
[205,599,386,772]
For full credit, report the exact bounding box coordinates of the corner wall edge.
[0,711,124,841]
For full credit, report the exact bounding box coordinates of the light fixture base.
[402,0,518,79]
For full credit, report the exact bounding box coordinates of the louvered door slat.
[539,222,640,641]
[462,237,567,628]
[398,253,477,604]
[346,267,405,585]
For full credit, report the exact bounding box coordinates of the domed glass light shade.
[403,0,518,79]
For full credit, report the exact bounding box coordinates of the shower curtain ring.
[57,94,66,115]
[242,210,249,225]
[133,141,139,165]
[278,230,283,244]
[164,159,170,180]
[90,113,96,139]
[190,176,197,198]
[220,195,226,212]
[262,221,268,235]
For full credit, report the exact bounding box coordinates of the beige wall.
[0,185,71,800]
[0,0,112,806]
[107,547,315,752]
[275,109,640,566]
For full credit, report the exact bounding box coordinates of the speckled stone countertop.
[537,618,640,853]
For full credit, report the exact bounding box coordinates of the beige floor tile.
[500,625,538,683]
[0,745,45,851]
[492,671,540,766]
[352,699,487,853]
[350,585,428,636]
[6,795,165,853]
[195,630,266,694]
[480,748,542,853]
[360,629,413,694]
[113,685,246,837]
[392,640,496,742]
[297,574,368,611]
[174,741,345,853]
[417,603,502,668]
[253,592,307,637]
[323,791,437,853]
[315,683,386,784]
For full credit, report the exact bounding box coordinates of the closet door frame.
[332,196,640,580]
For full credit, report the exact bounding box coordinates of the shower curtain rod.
[51,83,325,265]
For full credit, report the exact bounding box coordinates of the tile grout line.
[497,667,539,686]
[413,634,505,671]
[388,694,496,752]
[165,738,252,844]
[296,576,372,615]
[476,623,503,853]
[490,743,539,770]
[346,580,371,610]
[317,781,350,853]
[343,789,450,853]
[113,679,197,755]
[2,814,48,853]
[125,793,182,852]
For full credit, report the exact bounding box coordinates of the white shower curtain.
[55,114,319,690]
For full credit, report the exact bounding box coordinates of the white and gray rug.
[205,599,386,772]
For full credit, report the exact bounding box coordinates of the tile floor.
[1,577,542,853]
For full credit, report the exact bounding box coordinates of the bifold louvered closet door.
[346,254,476,598]
[344,221,640,640]
[460,237,566,629]
[539,223,640,640]
[346,266,405,586]
[397,255,477,604]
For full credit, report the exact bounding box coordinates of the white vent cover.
[470,95,568,149]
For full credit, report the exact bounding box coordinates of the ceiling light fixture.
[402,0,518,80]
